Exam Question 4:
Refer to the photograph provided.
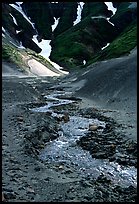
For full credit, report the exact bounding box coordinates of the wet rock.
[89,124,98,131]
[58,165,64,170]
[62,112,70,123]
[17,116,24,122]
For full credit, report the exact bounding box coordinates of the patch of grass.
[50,16,117,69]
[88,22,137,64]
[110,2,137,33]
[2,42,22,64]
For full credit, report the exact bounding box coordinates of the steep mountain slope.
[2,2,137,70]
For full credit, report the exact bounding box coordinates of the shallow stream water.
[31,90,137,188]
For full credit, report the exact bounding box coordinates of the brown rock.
[2,192,5,201]
[63,113,70,123]
[17,116,23,122]
[89,124,98,131]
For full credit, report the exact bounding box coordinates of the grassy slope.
[2,41,23,65]
[50,2,137,69]
[50,16,117,69]
[2,39,56,72]
[87,21,137,65]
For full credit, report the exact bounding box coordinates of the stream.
[31,89,137,188]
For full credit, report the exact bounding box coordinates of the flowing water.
[31,90,137,188]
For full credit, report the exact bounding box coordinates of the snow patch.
[18,42,25,49]
[83,60,86,65]
[104,2,117,16]
[16,2,23,6]
[32,35,51,58]
[101,43,110,50]
[9,40,25,49]
[73,2,85,26]
[32,35,69,75]
[106,18,115,26]
[91,16,115,26]
[2,27,6,33]
[9,3,68,75]
[9,3,35,29]
[9,13,18,25]
[16,30,22,34]
[52,17,60,32]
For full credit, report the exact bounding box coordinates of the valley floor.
[2,51,137,202]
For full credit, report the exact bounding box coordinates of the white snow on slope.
[9,3,35,29]
[10,13,18,25]
[2,27,6,33]
[32,36,51,58]
[91,16,114,26]
[104,2,117,16]
[52,17,60,32]
[32,36,68,74]
[73,2,85,26]
[9,3,68,74]
[101,43,110,50]
[83,60,86,65]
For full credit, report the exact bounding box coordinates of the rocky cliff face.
[2,2,137,69]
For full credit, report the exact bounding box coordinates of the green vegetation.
[81,2,112,19]
[110,2,136,33]
[2,42,22,65]
[88,22,137,65]
[50,16,117,69]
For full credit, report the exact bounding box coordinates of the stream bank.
[2,51,137,202]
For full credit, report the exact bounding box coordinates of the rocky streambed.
[23,86,137,202]
[2,76,137,202]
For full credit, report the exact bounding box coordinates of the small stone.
[65,169,73,174]
[89,124,98,131]
[58,165,64,170]
[17,116,24,122]
[27,187,35,193]
[62,113,70,123]
[2,192,5,201]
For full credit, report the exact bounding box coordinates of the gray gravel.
[2,48,137,202]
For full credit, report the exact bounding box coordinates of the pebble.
[58,165,64,170]
[27,187,35,194]
[34,166,41,171]
[89,124,98,131]
[2,192,5,201]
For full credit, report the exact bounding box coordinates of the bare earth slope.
[67,48,137,141]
